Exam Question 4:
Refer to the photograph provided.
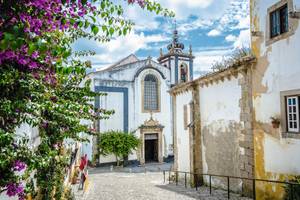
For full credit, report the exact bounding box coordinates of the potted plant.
[270,117,281,128]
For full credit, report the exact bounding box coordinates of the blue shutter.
[275,11,280,35]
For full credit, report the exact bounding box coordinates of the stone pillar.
[238,67,255,197]
[191,84,204,185]
[140,132,145,165]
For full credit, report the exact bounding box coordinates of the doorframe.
[139,118,164,165]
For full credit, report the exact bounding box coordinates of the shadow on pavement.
[88,162,173,175]
[155,183,253,200]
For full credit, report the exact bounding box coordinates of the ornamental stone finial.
[160,48,163,57]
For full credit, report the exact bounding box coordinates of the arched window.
[180,63,188,83]
[143,74,159,111]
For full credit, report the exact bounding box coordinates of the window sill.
[266,30,293,46]
[282,132,300,139]
[142,110,161,113]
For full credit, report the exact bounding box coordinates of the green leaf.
[28,43,36,55]
[109,27,114,35]
[123,28,127,36]
[91,25,99,35]
[102,25,107,32]
[4,33,14,41]
[90,16,96,23]
[84,20,90,29]
[101,1,106,9]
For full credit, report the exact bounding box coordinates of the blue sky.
[73,0,250,77]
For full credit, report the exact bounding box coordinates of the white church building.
[84,29,194,165]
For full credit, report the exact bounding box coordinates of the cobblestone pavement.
[74,165,252,200]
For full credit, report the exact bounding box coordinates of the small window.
[286,96,299,132]
[270,4,289,38]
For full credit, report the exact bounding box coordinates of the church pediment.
[139,115,164,130]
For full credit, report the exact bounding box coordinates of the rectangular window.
[270,4,289,38]
[286,96,299,132]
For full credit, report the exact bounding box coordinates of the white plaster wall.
[199,76,242,178]
[175,91,193,172]
[253,0,300,174]
[264,134,300,174]
[200,76,242,125]
[99,92,124,132]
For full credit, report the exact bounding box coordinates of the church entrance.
[144,133,158,163]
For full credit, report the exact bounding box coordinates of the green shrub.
[284,176,300,200]
[97,131,139,166]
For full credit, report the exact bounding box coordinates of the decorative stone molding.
[139,116,164,165]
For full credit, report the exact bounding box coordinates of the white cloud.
[225,34,237,42]
[123,5,160,31]
[76,31,169,68]
[193,47,232,73]
[158,0,221,19]
[207,29,221,37]
[234,29,250,48]
[233,15,250,29]
[177,19,213,35]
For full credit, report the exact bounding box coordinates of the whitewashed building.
[251,0,300,199]
[85,29,195,165]
[171,0,300,199]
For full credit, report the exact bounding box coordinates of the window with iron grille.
[144,74,158,111]
[270,4,289,38]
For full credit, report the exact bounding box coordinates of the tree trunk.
[116,155,120,166]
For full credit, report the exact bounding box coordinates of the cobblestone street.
[74,166,252,200]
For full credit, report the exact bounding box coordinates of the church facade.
[84,29,194,165]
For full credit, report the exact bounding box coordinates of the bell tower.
[158,24,194,86]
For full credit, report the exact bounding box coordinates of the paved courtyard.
[74,164,252,200]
